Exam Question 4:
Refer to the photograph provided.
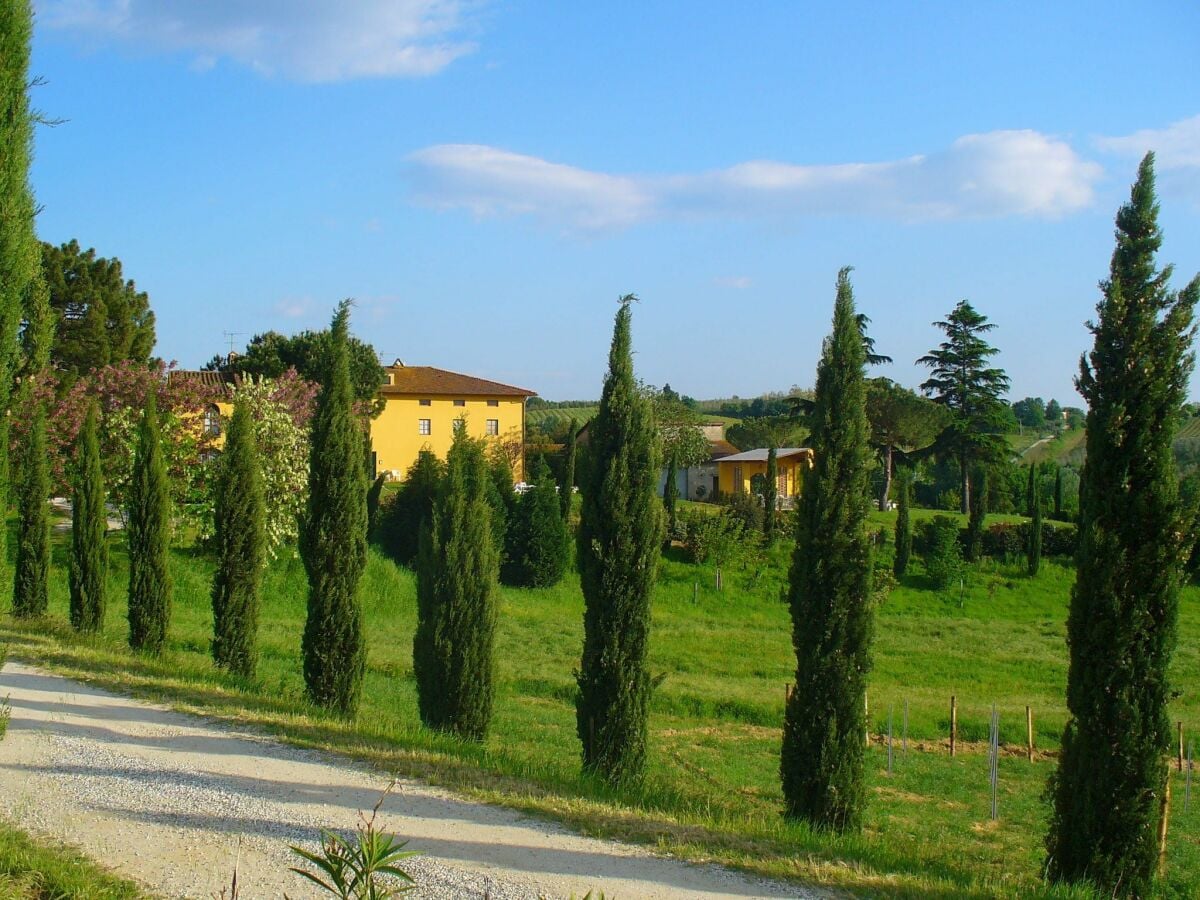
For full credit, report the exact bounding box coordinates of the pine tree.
[511,458,568,588]
[560,418,578,522]
[127,391,173,654]
[918,301,1010,516]
[1046,154,1199,895]
[662,450,679,540]
[12,399,49,618]
[1027,475,1042,577]
[69,402,107,632]
[763,445,778,541]
[211,401,266,678]
[576,297,664,785]
[0,1,40,562]
[893,469,912,578]
[781,267,874,832]
[414,427,499,740]
[300,301,368,716]
[965,467,987,563]
[1054,466,1064,521]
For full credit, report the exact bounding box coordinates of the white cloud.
[274,297,313,318]
[1097,115,1200,170]
[408,130,1102,232]
[714,275,752,289]
[38,0,479,81]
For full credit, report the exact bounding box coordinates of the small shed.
[715,448,813,500]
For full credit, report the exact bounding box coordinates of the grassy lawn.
[2,517,1198,898]
[0,821,147,899]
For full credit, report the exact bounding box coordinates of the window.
[419,398,431,406]
[733,466,744,493]
[486,419,499,436]
[203,405,222,437]
[419,419,431,435]
[453,419,466,434]
[487,399,499,407]
[453,399,466,407]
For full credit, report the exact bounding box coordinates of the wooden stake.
[785,683,792,706]
[1158,776,1171,878]
[950,695,958,757]
[865,694,870,747]
[1179,721,1185,772]
[1026,705,1034,762]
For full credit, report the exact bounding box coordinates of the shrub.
[681,508,744,565]
[921,515,963,589]
[721,491,764,534]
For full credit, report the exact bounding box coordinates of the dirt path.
[0,661,812,899]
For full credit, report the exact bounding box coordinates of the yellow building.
[371,362,536,482]
[715,448,813,502]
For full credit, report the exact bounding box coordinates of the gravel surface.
[0,661,812,899]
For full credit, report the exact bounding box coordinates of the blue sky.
[27,1,1200,403]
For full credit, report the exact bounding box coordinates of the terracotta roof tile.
[382,366,536,398]
[167,370,240,388]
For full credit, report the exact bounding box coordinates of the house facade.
[715,448,813,502]
[371,362,536,482]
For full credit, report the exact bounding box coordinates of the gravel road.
[0,661,812,899]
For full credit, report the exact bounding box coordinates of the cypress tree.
[893,469,912,578]
[12,399,49,618]
[211,401,266,678]
[300,301,368,716]
[576,297,664,785]
[0,1,40,557]
[489,451,516,578]
[414,428,499,739]
[1027,475,1042,577]
[366,472,386,540]
[965,467,987,563]
[511,458,568,588]
[1026,464,1036,519]
[379,450,442,566]
[1046,154,1199,895]
[662,450,679,540]
[69,402,107,632]
[560,418,578,522]
[1053,466,1064,521]
[127,391,172,654]
[781,267,874,832]
[763,445,778,541]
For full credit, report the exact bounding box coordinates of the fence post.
[950,695,958,757]
[865,694,870,747]
[1179,722,1185,772]
[1158,777,1171,877]
[1026,706,1034,762]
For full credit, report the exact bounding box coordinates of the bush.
[720,491,764,534]
[682,508,744,565]
[921,515,963,590]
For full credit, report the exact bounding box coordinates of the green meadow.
[3,511,1199,898]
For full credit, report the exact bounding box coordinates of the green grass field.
[3,514,1199,898]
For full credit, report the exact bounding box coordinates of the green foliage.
[918,300,1011,515]
[126,392,172,653]
[301,301,368,716]
[681,507,745,565]
[893,470,912,577]
[1027,476,1042,577]
[1012,397,1046,430]
[211,401,266,678]
[560,418,578,522]
[725,415,806,451]
[782,268,874,832]
[69,402,107,633]
[508,459,568,588]
[12,396,49,618]
[1053,466,1064,520]
[866,377,947,508]
[576,297,664,785]
[488,450,516,578]
[376,451,443,567]
[762,446,778,541]
[366,473,386,539]
[920,516,963,591]
[289,785,417,898]
[662,452,679,539]
[40,239,155,389]
[964,468,987,563]
[414,427,499,740]
[1047,154,1200,895]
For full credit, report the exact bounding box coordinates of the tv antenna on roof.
[222,331,246,355]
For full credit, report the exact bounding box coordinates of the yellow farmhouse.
[715,448,813,501]
[371,362,536,482]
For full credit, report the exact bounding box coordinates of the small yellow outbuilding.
[715,448,813,501]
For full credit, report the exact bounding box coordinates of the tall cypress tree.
[1027,475,1042,577]
[763,445,778,541]
[510,457,568,588]
[893,468,912,578]
[0,1,40,552]
[414,427,499,739]
[1053,466,1064,521]
[12,399,49,618]
[211,401,266,678]
[560,418,578,522]
[576,297,664,785]
[1047,154,1199,895]
[300,301,368,716]
[662,450,679,540]
[965,467,987,563]
[1026,465,1036,519]
[127,391,172,654]
[781,267,874,832]
[69,402,107,632]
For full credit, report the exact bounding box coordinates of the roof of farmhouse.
[716,448,812,463]
[383,363,536,398]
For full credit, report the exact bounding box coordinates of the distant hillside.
[526,406,599,432]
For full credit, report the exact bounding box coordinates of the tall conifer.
[560,418,578,522]
[965,467,987,563]
[127,391,172,653]
[301,301,368,716]
[69,402,107,632]
[893,469,912,578]
[662,451,679,539]
[1047,154,1199,895]
[510,458,568,588]
[1028,475,1042,577]
[414,428,499,739]
[763,445,778,541]
[1053,466,1064,521]
[12,400,49,617]
[1026,465,1036,518]
[211,401,266,678]
[576,297,664,785]
[781,268,874,832]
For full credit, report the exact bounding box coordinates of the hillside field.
[3,513,1199,898]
